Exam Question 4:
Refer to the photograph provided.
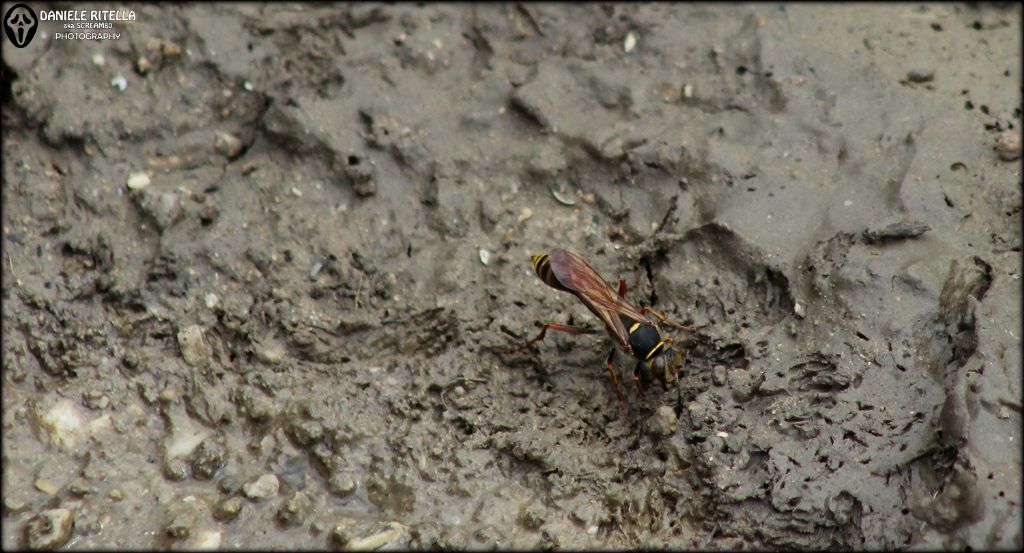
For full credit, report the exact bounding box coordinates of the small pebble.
[165,509,197,539]
[110,74,128,91]
[647,405,677,438]
[624,32,637,53]
[91,53,106,66]
[126,172,151,190]
[906,69,934,83]
[40,399,86,450]
[204,293,219,309]
[517,208,533,223]
[996,130,1021,161]
[177,325,210,368]
[479,249,490,266]
[215,497,244,521]
[793,301,806,319]
[214,132,244,159]
[34,478,59,496]
[185,529,223,550]
[242,473,280,500]
[327,472,357,497]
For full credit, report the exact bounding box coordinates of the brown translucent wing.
[547,249,647,353]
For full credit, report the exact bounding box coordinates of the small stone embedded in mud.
[165,499,201,539]
[82,390,110,410]
[126,171,151,190]
[648,405,677,438]
[214,132,244,159]
[863,220,931,244]
[110,73,128,91]
[184,529,223,550]
[333,521,408,551]
[68,478,93,497]
[243,473,280,500]
[254,338,286,366]
[728,369,764,402]
[214,497,244,521]
[34,478,60,496]
[204,293,219,309]
[906,68,935,83]
[164,457,191,482]
[39,398,87,450]
[177,325,211,368]
[24,508,75,550]
[189,439,227,480]
[327,472,357,497]
[996,130,1021,161]
[518,503,547,530]
[277,490,315,527]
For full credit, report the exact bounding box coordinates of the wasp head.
[634,346,685,389]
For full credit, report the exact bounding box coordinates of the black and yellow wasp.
[519,248,698,400]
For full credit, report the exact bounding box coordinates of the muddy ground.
[2,3,1021,550]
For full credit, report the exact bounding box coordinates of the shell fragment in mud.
[331,521,407,551]
[24,508,74,550]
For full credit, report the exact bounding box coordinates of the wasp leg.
[639,306,704,332]
[606,348,626,404]
[632,362,646,395]
[617,277,628,298]
[508,322,598,353]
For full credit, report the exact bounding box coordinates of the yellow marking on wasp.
[531,254,546,273]
[629,322,642,334]
[645,341,665,360]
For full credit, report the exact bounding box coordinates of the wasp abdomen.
[531,253,571,292]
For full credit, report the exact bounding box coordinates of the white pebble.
[479,249,490,266]
[204,293,219,309]
[40,399,86,450]
[624,32,637,53]
[110,74,127,91]
[243,474,280,500]
[91,53,106,66]
[126,172,151,190]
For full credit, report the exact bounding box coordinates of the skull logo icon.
[4,4,38,48]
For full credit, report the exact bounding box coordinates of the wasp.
[518,248,699,400]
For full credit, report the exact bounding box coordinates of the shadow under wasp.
[512,248,701,401]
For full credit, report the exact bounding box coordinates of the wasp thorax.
[626,322,663,361]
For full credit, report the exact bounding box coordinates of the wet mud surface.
[2,3,1021,550]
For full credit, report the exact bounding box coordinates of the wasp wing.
[547,248,648,353]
